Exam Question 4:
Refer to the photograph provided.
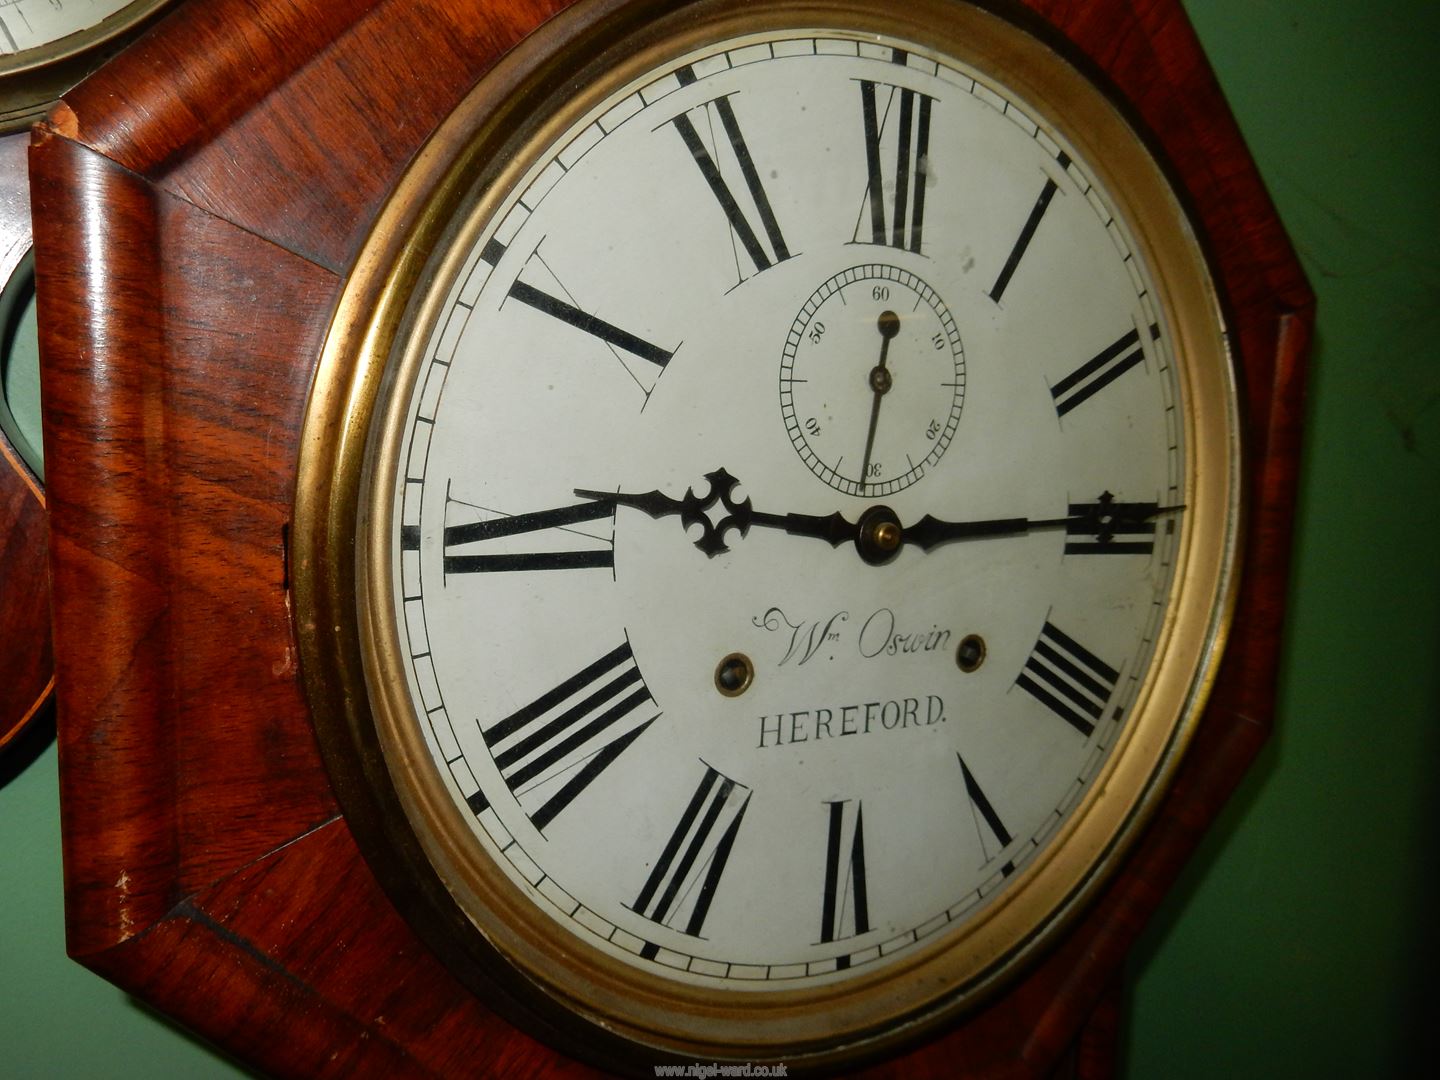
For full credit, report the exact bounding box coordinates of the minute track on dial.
[574,471,1181,562]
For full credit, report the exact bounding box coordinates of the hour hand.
[575,468,755,557]
[578,469,872,559]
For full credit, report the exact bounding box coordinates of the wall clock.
[32,0,1311,1075]
[0,1,174,750]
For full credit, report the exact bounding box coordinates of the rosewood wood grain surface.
[31,0,1311,1075]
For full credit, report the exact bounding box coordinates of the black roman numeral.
[819,800,870,965]
[857,80,934,254]
[989,167,1064,302]
[508,280,673,368]
[957,753,1015,876]
[1051,326,1152,417]
[632,764,751,956]
[1016,622,1119,738]
[443,499,614,574]
[1065,492,1159,555]
[672,80,791,280]
[468,642,657,830]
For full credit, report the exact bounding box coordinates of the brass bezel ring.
[294,0,1242,1069]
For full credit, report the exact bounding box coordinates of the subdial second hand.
[859,310,901,490]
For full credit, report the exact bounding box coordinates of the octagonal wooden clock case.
[31,0,1311,1075]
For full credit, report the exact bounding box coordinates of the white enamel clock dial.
[310,0,1239,1061]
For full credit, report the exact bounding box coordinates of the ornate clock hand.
[575,468,755,557]
[576,469,862,557]
[579,474,1180,563]
[858,309,901,489]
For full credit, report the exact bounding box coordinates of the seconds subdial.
[780,265,964,497]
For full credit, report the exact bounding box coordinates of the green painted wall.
[1127,1,1438,1075]
[1,0,1433,1074]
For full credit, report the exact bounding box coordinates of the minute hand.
[904,497,1179,553]
[903,512,1037,549]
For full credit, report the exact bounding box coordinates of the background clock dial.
[0,1,143,55]
[0,0,169,130]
